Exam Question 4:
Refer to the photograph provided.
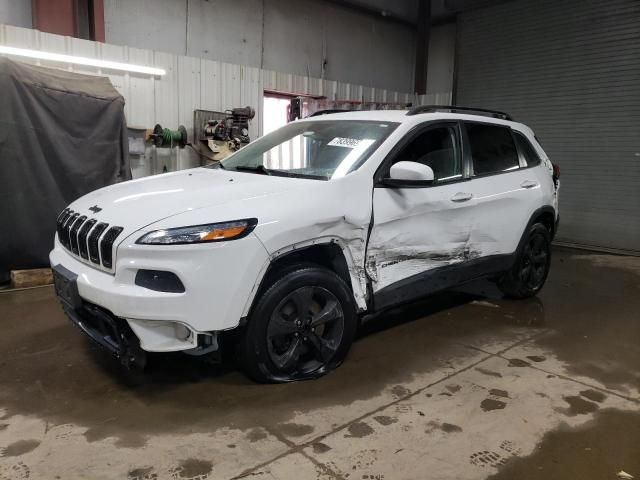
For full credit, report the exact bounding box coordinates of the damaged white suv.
[51,106,559,382]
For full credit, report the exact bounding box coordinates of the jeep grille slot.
[60,210,76,250]
[88,222,109,264]
[56,209,71,248]
[63,213,79,249]
[78,219,97,259]
[55,208,123,272]
[69,216,87,255]
[100,227,124,269]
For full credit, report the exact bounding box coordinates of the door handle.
[521,180,539,189]
[451,192,473,202]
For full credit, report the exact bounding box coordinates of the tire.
[239,265,358,383]
[498,223,552,299]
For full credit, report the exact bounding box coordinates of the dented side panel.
[367,184,477,292]
[244,174,375,313]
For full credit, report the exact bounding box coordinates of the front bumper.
[50,231,270,353]
[61,298,146,366]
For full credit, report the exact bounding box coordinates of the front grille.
[55,208,124,272]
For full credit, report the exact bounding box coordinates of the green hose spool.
[152,124,188,148]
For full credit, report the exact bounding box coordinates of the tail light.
[552,163,560,186]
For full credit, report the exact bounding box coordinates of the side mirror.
[382,161,434,187]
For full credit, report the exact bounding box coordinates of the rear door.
[463,122,545,258]
[367,122,477,307]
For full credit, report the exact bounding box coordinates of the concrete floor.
[0,248,639,480]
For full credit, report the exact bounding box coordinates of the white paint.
[389,161,435,181]
[50,110,556,353]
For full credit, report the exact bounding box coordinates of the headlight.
[136,218,258,245]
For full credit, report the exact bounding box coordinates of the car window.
[220,120,399,180]
[466,123,519,175]
[514,131,541,167]
[392,126,462,183]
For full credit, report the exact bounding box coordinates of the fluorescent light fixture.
[0,45,166,76]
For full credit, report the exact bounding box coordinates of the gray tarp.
[0,58,131,281]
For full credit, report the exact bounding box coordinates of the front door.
[367,122,476,308]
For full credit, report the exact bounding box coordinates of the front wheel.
[498,223,551,298]
[239,266,358,383]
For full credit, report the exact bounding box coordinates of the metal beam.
[414,0,431,94]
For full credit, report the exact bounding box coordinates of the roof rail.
[406,105,513,121]
[307,109,354,117]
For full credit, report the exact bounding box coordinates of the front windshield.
[221,120,398,180]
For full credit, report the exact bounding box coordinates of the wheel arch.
[529,205,557,239]
[512,205,556,261]
[240,238,368,322]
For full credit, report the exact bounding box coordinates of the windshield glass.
[220,120,398,180]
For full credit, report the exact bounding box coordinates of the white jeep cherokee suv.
[51,106,559,382]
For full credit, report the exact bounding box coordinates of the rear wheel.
[239,266,357,383]
[498,223,551,298]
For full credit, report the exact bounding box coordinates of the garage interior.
[0,0,639,479]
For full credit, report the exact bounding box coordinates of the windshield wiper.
[234,165,272,175]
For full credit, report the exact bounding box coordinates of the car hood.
[67,167,309,233]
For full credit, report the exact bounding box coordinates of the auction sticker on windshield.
[328,137,364,148]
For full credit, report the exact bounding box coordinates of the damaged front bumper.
[61,298,147,368]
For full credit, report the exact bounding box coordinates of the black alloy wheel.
[519,232,549,290]
[498,223,551,298]
[266,286,344,375]
[240,265,357,383]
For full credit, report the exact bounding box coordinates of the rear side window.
[514,132,541,167]
[466,123,519,175]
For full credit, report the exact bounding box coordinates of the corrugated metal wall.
[455,0,640,253]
